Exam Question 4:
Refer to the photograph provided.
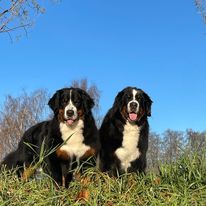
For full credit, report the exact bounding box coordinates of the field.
[0,153,206,206]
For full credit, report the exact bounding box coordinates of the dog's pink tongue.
[67,119,74,125]
[129,113,137,121]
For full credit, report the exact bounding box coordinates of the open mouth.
[64,109,78,126]
[65,118,76,126]
[128,112,138,121]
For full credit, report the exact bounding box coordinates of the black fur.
[99,86,152,176]
[1,87,99,187]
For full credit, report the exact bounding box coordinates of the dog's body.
[99,87,152,176]
[1,87,99,187]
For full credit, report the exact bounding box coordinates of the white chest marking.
[59,120,90,160]
[115,121,141,172]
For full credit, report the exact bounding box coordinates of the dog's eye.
[136,95,141,100]
[63,99,68,103]
[127,95,132,99]
[74,100,80,105]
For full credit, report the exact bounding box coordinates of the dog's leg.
[61,158,74,188]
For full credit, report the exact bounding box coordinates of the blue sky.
[0,0,206,133]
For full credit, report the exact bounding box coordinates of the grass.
[0,153,206,206]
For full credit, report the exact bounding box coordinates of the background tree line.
[147,129,206,171]
[0,79,205,171]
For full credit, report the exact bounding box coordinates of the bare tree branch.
[195,0,206,23]
[0,0,46,39]
[0,23,31,33]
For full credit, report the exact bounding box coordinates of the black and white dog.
[98,86,152,176]
[1,87,99,187]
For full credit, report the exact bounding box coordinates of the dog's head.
[48,87,94,126]
[113,87,152,123]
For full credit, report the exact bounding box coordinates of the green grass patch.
[0,153,206,206]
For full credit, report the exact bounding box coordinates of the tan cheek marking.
[58,109,65,122]
[138,108,145,120]
[78,109,84,120]
[80,148,96,160]
[56,148,70,160]
[120,105,128,120]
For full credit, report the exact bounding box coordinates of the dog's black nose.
[66,110,74,117]
[130,102,138,109]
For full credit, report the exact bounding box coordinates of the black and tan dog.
[98,86,152,176]
[1,87,99,187]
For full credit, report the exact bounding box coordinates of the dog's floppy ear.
[80,89,95,113]
[112,89,125,113]
[48,90,61,114]
[143,92,153,116]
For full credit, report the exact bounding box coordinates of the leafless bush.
[0,89,49,160]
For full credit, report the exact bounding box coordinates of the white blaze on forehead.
[64,89,78,119]
[132,89,137,100]
[68,90,75,109]
[127,89,139,112]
